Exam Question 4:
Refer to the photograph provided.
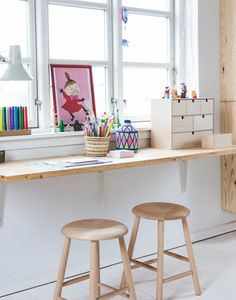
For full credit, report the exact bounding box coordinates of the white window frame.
[34,0,175,129]
[36,0,113,130]
[113,0,175,123]
[0,0,38,127]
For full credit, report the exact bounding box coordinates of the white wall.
[1,0,235,296]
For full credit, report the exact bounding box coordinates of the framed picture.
[50,64,96,126]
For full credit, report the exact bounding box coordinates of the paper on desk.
[32,159,112,169]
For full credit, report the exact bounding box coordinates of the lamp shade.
[0,45,33,81]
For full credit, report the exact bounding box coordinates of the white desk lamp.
[0,45,33,81]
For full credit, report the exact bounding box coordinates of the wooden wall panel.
[221,0,236,102]
[221,102,236,143]
[221,0,236,212]
[221,155,236,212]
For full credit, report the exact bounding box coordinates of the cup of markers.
[84,113,113,157]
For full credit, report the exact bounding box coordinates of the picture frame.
[50,64,96,126]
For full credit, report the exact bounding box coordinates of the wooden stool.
[53,219,137,300]
[121,202,201,300]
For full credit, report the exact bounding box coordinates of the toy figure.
[74,120,83,131]
[181,82,187,98]
[60,72,89,121]
[163,86,170,99]
[171,88,179,99]
[59,120,64,132]
[191,90,197,99]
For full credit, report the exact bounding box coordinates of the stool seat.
[62,219,128,241]
[132,202,190,221]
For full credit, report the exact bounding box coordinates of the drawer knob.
[192,131,195,135]
[202,115,205,118]
[181,116,184,119]
[178,100,180,103]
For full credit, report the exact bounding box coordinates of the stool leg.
[182,217,201,296]
[119,237,137,300]
[157,221,164,300]
[121,217,140,288]
[53,237,71,300]
[89,241,100,300]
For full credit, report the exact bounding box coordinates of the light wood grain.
[1,147,236,183]
[118,237,137,300]
[157,221,164,300]
[221,0,236,213]
[151,98,214,149]
[0,129,31,137]
[132,202,190,221]
[182,218,201,295]
[221,155,236,212]
[62,219,128,241]
[89,241,100,299]
[53,237,71,300]
[221,102,236,143]
[221,0,236,102]
[202,133,232,149]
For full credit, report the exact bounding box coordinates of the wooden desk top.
[1,147,236,183]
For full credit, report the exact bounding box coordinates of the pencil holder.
[84,136,110,157]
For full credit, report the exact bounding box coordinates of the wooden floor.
[2,231,236,300]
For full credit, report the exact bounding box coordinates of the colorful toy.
[171,88,179,99]
[163,86,170,99]
[191,90,197,99]
[181,82,187,98]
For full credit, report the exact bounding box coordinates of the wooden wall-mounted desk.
[1,147,236,182]
[1,146,236,224]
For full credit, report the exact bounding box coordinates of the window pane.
[92,67,106,117]
[123,15,169,63]
[122,0,169,11]
[0,0,28,56]
[49,5,106,60]
[123,68,168,120]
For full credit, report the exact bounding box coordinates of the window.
[121,0,173,121]
[0,0,37,127]
[48,0,110,118]
[0,0,173,130]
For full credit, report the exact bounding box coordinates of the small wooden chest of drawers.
[151,98,214,149]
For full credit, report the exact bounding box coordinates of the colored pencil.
[23,106,28,129]
[19,106,23,129]
[10,107,14,130]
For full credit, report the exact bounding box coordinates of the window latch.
[35,99,42,110]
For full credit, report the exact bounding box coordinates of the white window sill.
[0,124,151,161]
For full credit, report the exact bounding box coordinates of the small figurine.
[191,90,197,99]
[163,86,170,99]
[74,120,83,131]
[181,82,187,98]
[171,87,179,99]
[59,120,65,132]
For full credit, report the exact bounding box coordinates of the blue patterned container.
[116,120,138,152]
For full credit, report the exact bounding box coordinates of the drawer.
[200,99,214,114]
[172,100,187,116]
[172,116,193,133]
[194,115,213,131]
[186,99,201,115]
[172,130,214,149]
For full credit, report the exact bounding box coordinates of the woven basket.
[85,136,110,157]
